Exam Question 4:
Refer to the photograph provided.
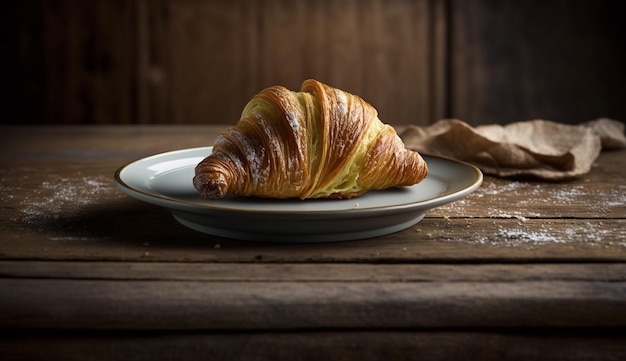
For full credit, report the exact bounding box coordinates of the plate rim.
[114,146,483,215]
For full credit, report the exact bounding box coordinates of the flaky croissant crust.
[194,79,428,200]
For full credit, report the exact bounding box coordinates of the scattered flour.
[437,179,625,217]
[461,221,624,249]
[496,228,561,243]
[19,175,115,225]
[9,175,124,241]
[433,179,625,249]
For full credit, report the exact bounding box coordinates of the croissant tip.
[193,172,228,199]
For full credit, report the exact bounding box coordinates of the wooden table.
[1,125,625,360]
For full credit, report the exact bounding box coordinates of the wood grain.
[2,278,625,329]
[1,125,624,262]
[8,0,136,125]
[150,0,440,125]
[450,0,626,125]
[2,261,625,282]
[6,0,442,125]
[4,330,625,361]
[256,0,437,125]
[1,124,625,359]
[6,1,624,126]
[144,0,258,125]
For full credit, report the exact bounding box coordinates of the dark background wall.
[2,0,625,126]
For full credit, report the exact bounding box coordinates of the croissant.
[194,79,428,200]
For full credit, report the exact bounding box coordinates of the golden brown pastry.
[194,79,428,200]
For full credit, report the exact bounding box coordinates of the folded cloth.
[400,118,626,180]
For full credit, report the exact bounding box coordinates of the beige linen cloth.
[400,118,626,180]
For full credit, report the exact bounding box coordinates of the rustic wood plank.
[256,0,437,125]
[1,124,624,357]
[8,0,625,126]
[137,0,441,125]
[2,177,625,262]
[450,0,626,125]
[10,0,137,124]
[1,126,625,262]
[3,330,626,361]
[150,0,258,124]
[0,125,221,157]
[2,125,624,214]
[1,261,624,283]
[1,278,624,330]
[10,0,441,125]
[429,153,626,219]
[2,200,625,262]
[362,0,435,125]
[430,0,449,121]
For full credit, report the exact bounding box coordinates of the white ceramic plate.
[115,147,482,242]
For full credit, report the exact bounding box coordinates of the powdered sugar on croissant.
[193,79,428,200]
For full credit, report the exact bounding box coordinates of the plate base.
[115,147,482,243]
[171,212,425,243]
